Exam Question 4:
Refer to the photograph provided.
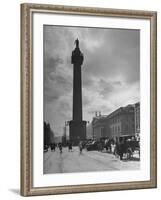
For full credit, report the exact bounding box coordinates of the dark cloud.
[45,57,63,72]
[99,79,124,98]
[44,89,60,102]
[44,56,63,83]
[99,79,114,95]
[84,29,139,84]
[44,74,72,104]
[113,81,122,86]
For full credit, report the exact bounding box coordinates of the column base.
[69,120,86,145]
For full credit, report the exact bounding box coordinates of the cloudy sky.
[44,25,140,136]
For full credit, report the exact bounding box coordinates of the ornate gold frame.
[20,3,157,196]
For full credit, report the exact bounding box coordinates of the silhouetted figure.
[114,138,120,158]
[68,141,72,152]
[58,142,63,153]
[50,143,56,151]
[119,138,126,160]
[79,141,83,154]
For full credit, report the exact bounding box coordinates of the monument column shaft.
[69,39,86,145]
[73,64,82,121]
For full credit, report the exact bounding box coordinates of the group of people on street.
[104,136,140,160]
[46,137,139,161]
[68,141,84,154]
[47,140,84,154]
[50,142,63,153]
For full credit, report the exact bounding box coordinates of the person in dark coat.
[79,141,83,154]
[51,143,56,151]
[114,137,119,157]
[68,141,72,152]
[119,138,127,160]
[58,142,63,153]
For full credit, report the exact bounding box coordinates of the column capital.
[71,47,84,65]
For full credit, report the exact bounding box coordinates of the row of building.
[86,102,140,141]
[44,122,55,147]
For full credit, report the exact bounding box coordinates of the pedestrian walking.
[58,142,63,153]
[104,138,108,152]
[78,141,83,154]
[68,141,72,152]
[114,138,120,158]
[51,143,56,151]
[111,141,116,154]
[119,138,126,160]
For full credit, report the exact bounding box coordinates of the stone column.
[69,39,86,145]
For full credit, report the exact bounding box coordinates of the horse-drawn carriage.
[116,135,140,160]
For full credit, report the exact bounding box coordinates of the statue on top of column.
[71,38,84,65]
[75,38,79,48]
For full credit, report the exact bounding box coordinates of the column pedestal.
[69,120,86,145]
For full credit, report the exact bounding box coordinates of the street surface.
[44,147,140,174]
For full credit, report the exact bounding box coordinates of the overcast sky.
[44,25,140,136]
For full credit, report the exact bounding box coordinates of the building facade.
[92,115,110,140]
[108,105,135,139]
[86,122,93,139]
[44,122,54,146]
[91,104,138,141]
[134,102,140,136]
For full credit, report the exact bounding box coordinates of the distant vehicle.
[81,140,88,148]
[86,141,99,151]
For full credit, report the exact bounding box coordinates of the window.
[115,126,117,133]
[118,126,120,132]
[100,127,104,137]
